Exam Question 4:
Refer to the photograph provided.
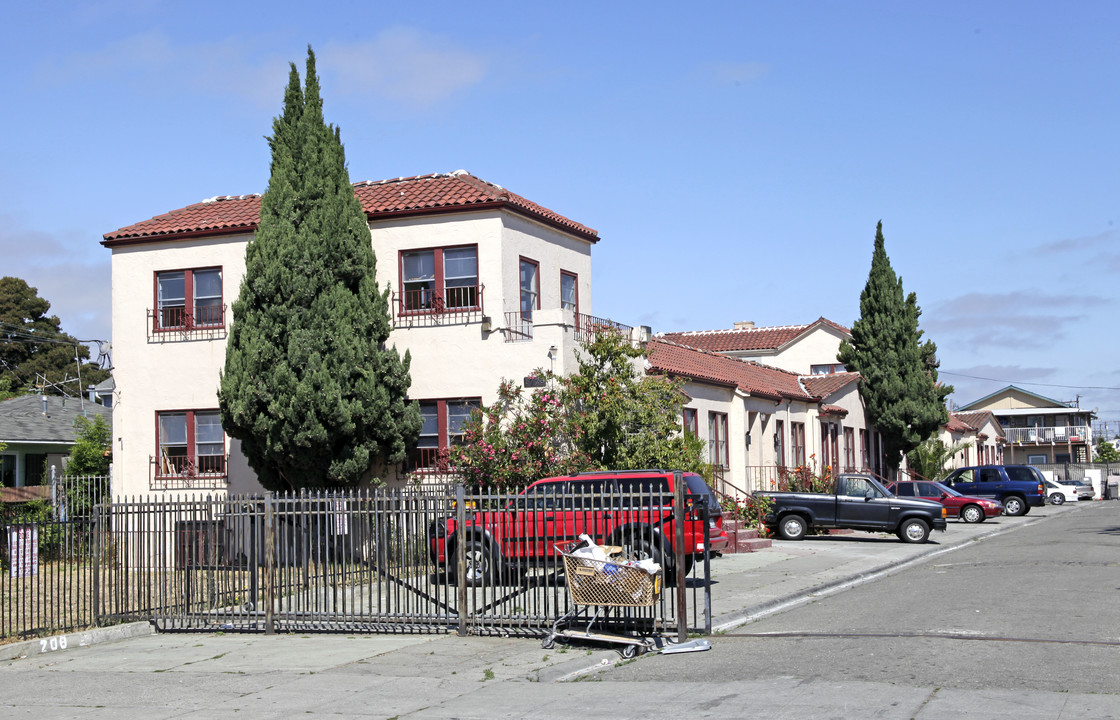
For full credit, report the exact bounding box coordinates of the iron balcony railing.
[147,305,228,341]
[150,454,230,490]
[392,285,484,328]
[574,313,632,343]
[1006,426,1091,445]
[503,311,533,342]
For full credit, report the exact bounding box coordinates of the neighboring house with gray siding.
[0,395,112,488]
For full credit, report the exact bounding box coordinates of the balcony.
[574,313,632,343]
[392,285,484,328]
[1006,426,1091,446]
[147,305,228,342]
[503,311,533,342]
[150,454,229,490]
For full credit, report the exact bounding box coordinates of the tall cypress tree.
[837,222,952,472]
[219,47,420,491]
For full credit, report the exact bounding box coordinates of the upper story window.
[810,363,845,375]
[519,258,539,320]
[560,271,578,314]
[154,409,227,486]
[156,268,223,329]
[400,246,480,313]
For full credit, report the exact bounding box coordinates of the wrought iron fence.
[1,485,713,643]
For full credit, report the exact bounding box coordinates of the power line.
[940,370,1120,392]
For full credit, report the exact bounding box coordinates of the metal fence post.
[674,470,687,643]
[92,502,102,626]
[702,502,712,635]
[263,492,275,635]
[456,485,467,637]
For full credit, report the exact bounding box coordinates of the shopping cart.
[541,542,663,658]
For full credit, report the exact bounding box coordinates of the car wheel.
[778,515,808,541]
[459,539,499,587]
[1049,492,1065,506]
[897,518,930,544]
[1002,496,1027,516]
[960,504,985,524]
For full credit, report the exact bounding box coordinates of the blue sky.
[3,1,1119,431]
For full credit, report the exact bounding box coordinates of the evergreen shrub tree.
[219,47,420,491]
[838,222,952,472]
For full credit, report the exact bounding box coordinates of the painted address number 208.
[39,636,68,653]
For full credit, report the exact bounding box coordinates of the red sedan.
[888,481,1003,523]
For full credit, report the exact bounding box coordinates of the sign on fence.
[7,524,39,578]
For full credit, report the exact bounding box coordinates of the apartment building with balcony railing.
[104,171,619,495]
[957,385,1095,465]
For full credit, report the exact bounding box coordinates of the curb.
[1,621,156,662]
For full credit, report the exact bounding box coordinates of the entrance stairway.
[720,519,772,553]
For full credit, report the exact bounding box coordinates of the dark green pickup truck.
[757,473,948,543]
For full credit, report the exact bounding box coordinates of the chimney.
[733,321,755,330]
[41,396,47,415]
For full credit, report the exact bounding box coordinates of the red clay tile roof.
[952,410,996,431]
[646,340,816,403]
[659,317,850,354]
[800,372,860,400]
[818,404,848,417]
[103,171,598,246]
[945,414,975,433]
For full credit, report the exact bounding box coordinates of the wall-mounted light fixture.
[481,315,492,333]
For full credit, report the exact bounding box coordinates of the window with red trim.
[156,268,223,329]
[791,422,806,467]
[409,398,481,471]
[844,427,855,471]
[560,270,578,315]
[399,246,479,312]
[682,407,698,436]
[156,409,226,477]
[775,419,785,466]
[708,411,728,468]
[519,258,539,320]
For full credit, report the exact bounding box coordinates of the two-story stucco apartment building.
[651,319,889,493]
[102,170,631,496]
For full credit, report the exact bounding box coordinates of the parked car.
[1042,477,1079,505]
[429,469,729,586]
[1062,478,1095,501]
[939,465,1047,517]
[887,480,1003,523]
[757,473,947,543]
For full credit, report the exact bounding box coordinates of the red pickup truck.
[429,470,729,586]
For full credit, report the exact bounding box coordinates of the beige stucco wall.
[726,325,846,375]
[110,234,249,499]
[111,210,597,497]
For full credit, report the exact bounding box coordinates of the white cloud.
[29,28,487,111]
[320,28,488,109]
[0,217,111,344]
